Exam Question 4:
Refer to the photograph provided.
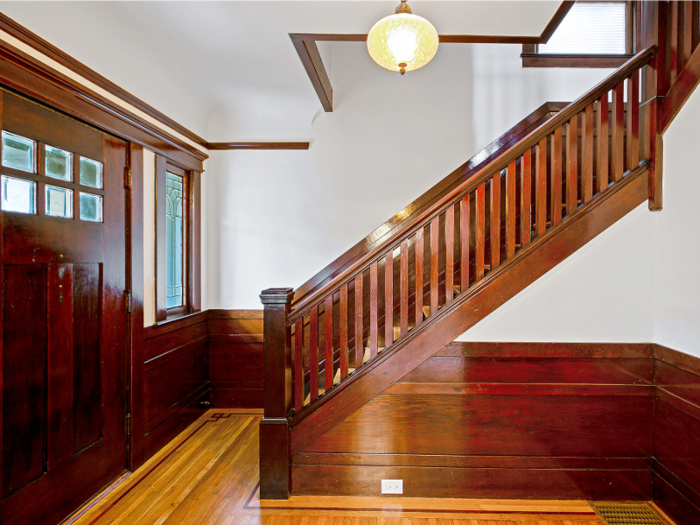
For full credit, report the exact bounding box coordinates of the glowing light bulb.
[367,1,439,75]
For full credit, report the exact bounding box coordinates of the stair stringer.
[289,163,650,456]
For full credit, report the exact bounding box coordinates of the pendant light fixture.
[367,0,439,75]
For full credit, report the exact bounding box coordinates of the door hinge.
[124,167,132,190]
[126,290,132,314]
[126,413,131,436]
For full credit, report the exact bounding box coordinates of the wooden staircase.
[259,3,700,499]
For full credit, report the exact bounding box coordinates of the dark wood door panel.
[0,91,127,525]
[2,264,48,498]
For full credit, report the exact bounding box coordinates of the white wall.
[204,43,617,311]
[653,87,700,357]
[458,204,657,342]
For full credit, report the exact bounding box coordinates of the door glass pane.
[166,172,184,308]
[45,145,72,181]
[79,192,102,222]
[80,157,103,189]
[1,175,36,214]
[2,131,35,173]
[45,185,73,218]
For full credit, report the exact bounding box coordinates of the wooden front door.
[0,91,127,525]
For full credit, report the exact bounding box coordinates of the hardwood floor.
[66,409,605,525]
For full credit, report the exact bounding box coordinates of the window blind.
[539,2,627,55]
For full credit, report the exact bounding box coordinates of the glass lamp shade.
[367,12,439,74]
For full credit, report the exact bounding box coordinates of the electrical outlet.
[381,479,403,494]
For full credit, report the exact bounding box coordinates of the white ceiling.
[0,1,563,140]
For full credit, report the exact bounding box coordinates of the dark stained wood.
[384,252,393,347]
[414,228,424,328]
[3,264,47,497]
[596,94,610,194]
[445,205,454,305]
[290,103,567,311]
[582,104,594,203]
[354,274,363,369]
[566,115,579,216]
[260,289,294,500]
[369,263,378,360]
[627,68,640,171]
[550,129,562,227]
[612,83,625,182]
[506,161,516,258]
[522,54,634,69]
[288,163,651,455]
[1,100,129,525]
[539,1,576,42]
[339,286,348,380]
[535,138,547,238]
[206,142,310,150]
[324,295,334,390]
[429,219,439,315]
[476,184,486,279]
[520,150,532,248]
[294,320,303,413]
[659,43,700,133]
[490,174,501,269]
[400,240,409,335]
[459,196,469,290]
[290,35,333,112]
[309,307,319,404]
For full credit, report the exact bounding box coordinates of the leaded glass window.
[166,171,185,308]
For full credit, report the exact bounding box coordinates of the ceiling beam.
[206,142,310,150]
[291,1,575,112]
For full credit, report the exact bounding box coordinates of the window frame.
[155,155,200,322]
[521,1,636,68]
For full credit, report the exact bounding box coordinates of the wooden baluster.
[671,1,679,83]
[612,82,625,182]
[566,115,579,217]
[309,306,319,403]
[520,151,531,248]
[384,250,393,348]
[582,104,594,204]
[490,175,501,269]
[369,262,378,361]
[354,274,363,369]
[535,139,547,238]
[430,217,439,314]
[692,1,700,51]
[339,284,348,380]
[400,240,409,334]
[460,195,470,290]
[626,69,640,171]
[415,228,424,327]
[506,160,516,258]
[683,2,694,66]
[324,295,333,393]
[596,93,609,194]
[294,318,303,411]
[476,185,486,279]
[445,204,454,304]
[550,128,563,227]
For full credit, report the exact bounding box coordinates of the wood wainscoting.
[209,310,265,408]
[653,344,700,524]
[139,312,210,461]
[292,342,655,500]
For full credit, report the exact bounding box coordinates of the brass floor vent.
[589,502,671,525]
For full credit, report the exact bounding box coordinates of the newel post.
[259,288,294,499]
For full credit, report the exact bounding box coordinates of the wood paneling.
[653,345,700,524]
[140,312,210,461]
[291,342,654,499]
[209,310,264,409]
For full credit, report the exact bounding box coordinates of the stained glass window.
[166,171,185,308]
